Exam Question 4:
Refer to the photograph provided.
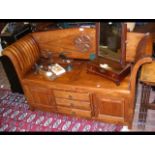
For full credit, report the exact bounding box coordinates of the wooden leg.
[128,121,133,130]
[138,84,151,129]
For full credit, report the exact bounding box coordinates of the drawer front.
[55,98,91,110]
[57,106,72,116]
[53,90,90,101]
[57,106,91,118]
[72,109,91,118]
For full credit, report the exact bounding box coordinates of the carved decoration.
[74,35,91,52]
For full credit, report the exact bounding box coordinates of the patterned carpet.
[0,89,122,132]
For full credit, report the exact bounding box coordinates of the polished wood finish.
[55,98,91,110]
[32,28,96,60]
[87,58,131,85]
[140,61,155,84]
[126,32,152,62]
[94,93,125,123]
[92,24,151,85]
[2,28,153,129]
[53,90,90,101]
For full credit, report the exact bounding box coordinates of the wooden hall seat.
[2,28,153,129]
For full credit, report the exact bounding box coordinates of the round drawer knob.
[68,95,73,99]
[70,103,74,107]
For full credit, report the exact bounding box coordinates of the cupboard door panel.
[94,94,125,122]
[24,85,55,107]
[98,98,124,117]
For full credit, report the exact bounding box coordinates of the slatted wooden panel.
[2,35,40,79]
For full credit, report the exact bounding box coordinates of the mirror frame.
[96,22,127,67]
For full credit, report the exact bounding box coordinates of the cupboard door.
[94,94,125,123]
[24,85,55,107]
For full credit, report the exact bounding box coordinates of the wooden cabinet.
[20,59,131,125]
[3,27,153,129]
[23,84,126,123]
[94,94,125,124]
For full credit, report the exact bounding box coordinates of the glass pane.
[99,22,122,62]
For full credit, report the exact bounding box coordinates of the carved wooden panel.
[24,84,55,107]
[74,34,91,52]
[32,28,96,59]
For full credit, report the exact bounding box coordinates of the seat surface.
[22,60,131,94]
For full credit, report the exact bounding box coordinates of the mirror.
[97,22,127,67]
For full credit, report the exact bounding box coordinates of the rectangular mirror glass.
[97,22,127,67]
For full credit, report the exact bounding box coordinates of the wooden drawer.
[57,106,72,116]
[57,106,91,118]
[72,108,91,118]
[55,98,91,110]
[53,90,90,101]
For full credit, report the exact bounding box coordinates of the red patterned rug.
[0,89,122,132]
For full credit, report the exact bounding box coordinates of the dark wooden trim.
[121,23,127,67]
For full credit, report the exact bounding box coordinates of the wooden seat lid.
[23,61,130,94]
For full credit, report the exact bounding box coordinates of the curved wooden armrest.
[129,56,153,108]
[2,35,40,81]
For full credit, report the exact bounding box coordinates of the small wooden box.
[87,58,131,85]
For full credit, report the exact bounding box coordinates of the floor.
[0,60,155,131]
[132,84,155,131]
[0,60,10,90]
